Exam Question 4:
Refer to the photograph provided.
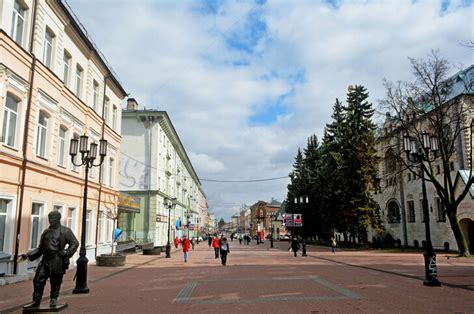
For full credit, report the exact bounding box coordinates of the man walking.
[22,211,79,308]
[212,235,220,259]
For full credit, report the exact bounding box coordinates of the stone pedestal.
[23,303,68,313]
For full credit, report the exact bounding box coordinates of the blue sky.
[68,0,473,220]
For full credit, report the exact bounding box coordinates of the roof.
[456,170,474,198]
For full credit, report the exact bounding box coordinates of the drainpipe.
[13,56,37,274]
[94,74,110,257]
[13,0,39,274]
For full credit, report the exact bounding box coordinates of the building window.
[436,198,446,222]
[75,64,83,99]
[43,28,55,69]
[387,201,400,223]
[86,210,93,245]
[93,81,100,112]
[98,211,105,243]
[0,199,10,252]
[108,157,114,187]
[112,105,117,130]
[70,133,79,172]
[2,94,19,147]
[407,200,415,223]
[419,198,425,222]
[58,126,67,167]
[67,207,75,232]
[36,111,49,158]
[62,50,71,87]
[100,163,106,184]
[11,0,26,46]
[104,97,110,124]
[30,203,42,249]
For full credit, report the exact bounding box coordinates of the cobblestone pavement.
[1,241,473,313]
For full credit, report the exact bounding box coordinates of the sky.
[66,0,473,221]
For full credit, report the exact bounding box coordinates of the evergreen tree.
[341,85,379,243]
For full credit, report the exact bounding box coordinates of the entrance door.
[469,221,474,253]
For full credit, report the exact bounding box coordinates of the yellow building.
[0,0,127,276]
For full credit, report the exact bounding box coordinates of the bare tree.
[101,195,121,256]
[379,51,473,256]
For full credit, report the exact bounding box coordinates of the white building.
[120,99,207,247]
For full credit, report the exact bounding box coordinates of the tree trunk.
[447,211,470,257]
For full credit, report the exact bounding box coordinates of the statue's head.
[48,211,61,229]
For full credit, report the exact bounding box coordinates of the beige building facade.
[0,0,126,276]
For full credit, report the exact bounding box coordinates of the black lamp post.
[69,135,108,294]
[269,212,275,248]
[165,198,177,258]
[403,131,441,287]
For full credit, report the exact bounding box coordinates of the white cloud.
[68,0,473,220]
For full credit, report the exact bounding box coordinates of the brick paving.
[1,241,473,313]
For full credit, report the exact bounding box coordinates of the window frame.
[30,202,43,249]
[112,105,117,130]
[57,125,68,167]
[2,94,20,148]
[35,110,49,158]
[75,64,83,99]
[93,81,100,113]
[11,0,26,46]
[62,50,72,87]
[43,27,55,70]
[108,157,114,187]
[0,195,16,254]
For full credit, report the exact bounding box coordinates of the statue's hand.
[20,254,28,260]
[58,250,68,257]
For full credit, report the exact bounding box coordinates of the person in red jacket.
[181,235,191,263]
[174,237,180,248]
[212,235,220,259]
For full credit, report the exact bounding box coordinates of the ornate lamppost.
[403,131,441,286]
[69,135,108,294]
[165,198,177,258]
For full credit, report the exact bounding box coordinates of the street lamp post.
[165,198,177,258]
[270,212,275,248]
[294,196,308,256]
[69,135,108,294]
[403,132,441,287]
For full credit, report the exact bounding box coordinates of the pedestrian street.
[2,240,473,313]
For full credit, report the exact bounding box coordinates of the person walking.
[219,237,230,266]
[191,237,196,250]
[212,235,220,259]
[181,235,191,262]
[208,235,212,247]
[238,235,242,245]
[330,237,337,254]
[291,237,300,257]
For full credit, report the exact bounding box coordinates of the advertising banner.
[282,213,293,227]
[293,214,303,227]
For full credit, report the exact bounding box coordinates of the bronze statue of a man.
[22,211,79,308]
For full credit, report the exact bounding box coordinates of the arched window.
[387,200,401,223]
